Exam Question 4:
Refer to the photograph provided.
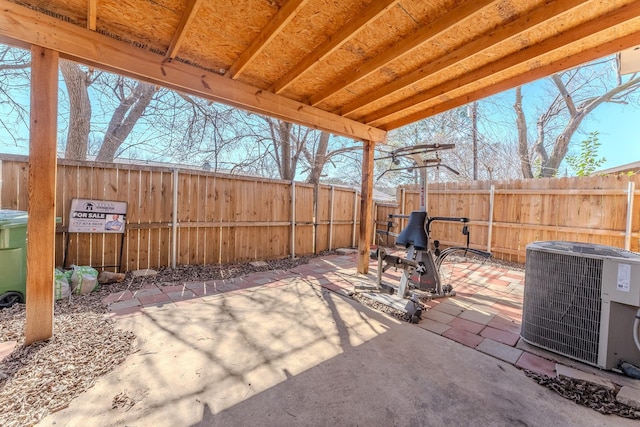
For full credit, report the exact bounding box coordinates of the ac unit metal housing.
[521,241,640,370]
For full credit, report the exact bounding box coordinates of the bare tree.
[228,114,361,183]
[94,77,156,161]
[160,94,245,171]
[0,46,30,147]
[0,46,159,162]
[303,131,360,185]
[60,60,93,159]
[384,108,473,185]
[268,118,302,180]
[515,58,640,178]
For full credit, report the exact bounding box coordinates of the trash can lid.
[0,210,28,226]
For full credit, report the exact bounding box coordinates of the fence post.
[329,185,335,250]
[488,184,495,253]
[352,190,358,248]
[371,201,377,245]
[313,183,318,254]
[400,188,406,229]
[625,181,635,251]
[171,168,179,268]
[291,181,296,258]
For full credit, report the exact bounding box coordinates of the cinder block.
[556,364,616,391]
[617,385,640,410]
[131,268,157,277]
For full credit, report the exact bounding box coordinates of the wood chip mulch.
[0,303,135,427]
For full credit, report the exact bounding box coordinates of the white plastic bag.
[54,268,71,300]
[70,265,99,295]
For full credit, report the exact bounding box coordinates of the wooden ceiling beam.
[270,0,399,94]
[0,1,386,143]
[308,0,495,106]
[379,28,640,130]
[226,0,311,79]
[165,0,205,60]
[368,0,640,126]
[342,0,588,118]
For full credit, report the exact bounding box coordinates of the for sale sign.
[68,198,128,233]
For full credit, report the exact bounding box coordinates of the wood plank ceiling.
[1,0,640,143]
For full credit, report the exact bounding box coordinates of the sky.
[580,102,640,169]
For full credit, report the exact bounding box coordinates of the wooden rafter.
[379,27,640,130]
[342,0,588,118]
[0,1,385,143]
[165,0,205,60]
[270,0,399,94]
[225,0,311,79]
[371,0,640,128]
[87,0,97,30]
[308,0,495,107]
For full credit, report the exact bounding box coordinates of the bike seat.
[395,211,429,250]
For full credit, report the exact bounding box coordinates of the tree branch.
[552,74,577,116]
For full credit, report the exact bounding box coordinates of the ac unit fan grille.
[521,249,602,365]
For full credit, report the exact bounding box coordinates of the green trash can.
[0,210,28,308]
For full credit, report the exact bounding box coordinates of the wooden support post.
[25,46,58,345]
[358,140,375,274]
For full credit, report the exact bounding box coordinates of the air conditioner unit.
[521,241,640,370]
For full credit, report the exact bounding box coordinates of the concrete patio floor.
[39,252,639,426]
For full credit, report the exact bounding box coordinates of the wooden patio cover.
[0,0,638,343]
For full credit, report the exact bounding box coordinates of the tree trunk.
[60,61,91,160]
[95,81,155,162]
[306,132,330,184]
[541,116,583,177]
[278,121,293,180]
[514,87,533,179]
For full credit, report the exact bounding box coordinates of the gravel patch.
[351,292,424,323]
[525,371,640,419]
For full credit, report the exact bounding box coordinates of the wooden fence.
[4,154,639,270]
[0,155,361,271]
[374,174,640,263]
